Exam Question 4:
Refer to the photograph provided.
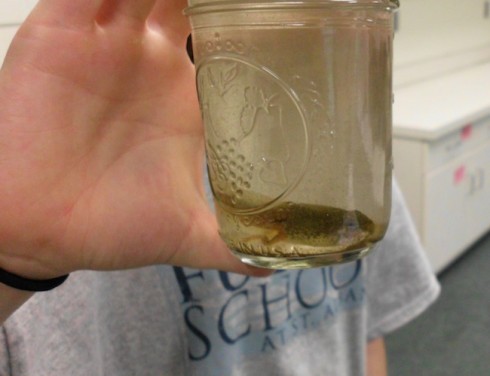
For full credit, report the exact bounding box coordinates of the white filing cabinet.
[393,62,490,273]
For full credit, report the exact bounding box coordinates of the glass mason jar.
[185,0,398,269]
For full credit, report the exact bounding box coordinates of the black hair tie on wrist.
[0,267,69,292]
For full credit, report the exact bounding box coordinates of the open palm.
[0,0,257,279]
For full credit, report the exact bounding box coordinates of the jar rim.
[185,0,400,15]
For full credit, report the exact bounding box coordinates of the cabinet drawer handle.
[469,173,478,195]
[445,140,462,153]
[478,168,485,190]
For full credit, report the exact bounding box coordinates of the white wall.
[394,0,490,87]
[0,0,36,24]
[0,0,37,61]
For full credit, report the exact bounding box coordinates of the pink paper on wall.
[454,165,466,185]
[460,124,473,140]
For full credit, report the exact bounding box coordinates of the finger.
[171,207,272,277]
[148,0,191,41]
[97,0,158,27]
[30,0,104,29]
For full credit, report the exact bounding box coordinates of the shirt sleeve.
[364,180,441,340]
[0,326,11,376]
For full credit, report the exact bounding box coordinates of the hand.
[0,0,265,279]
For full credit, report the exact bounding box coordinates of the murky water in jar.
[191,9,394,268]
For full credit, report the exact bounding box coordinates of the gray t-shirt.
[0,182,440,375]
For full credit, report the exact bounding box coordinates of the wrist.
[0,282,34,324]
[0,266,69,292]
[0,258,70,292]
